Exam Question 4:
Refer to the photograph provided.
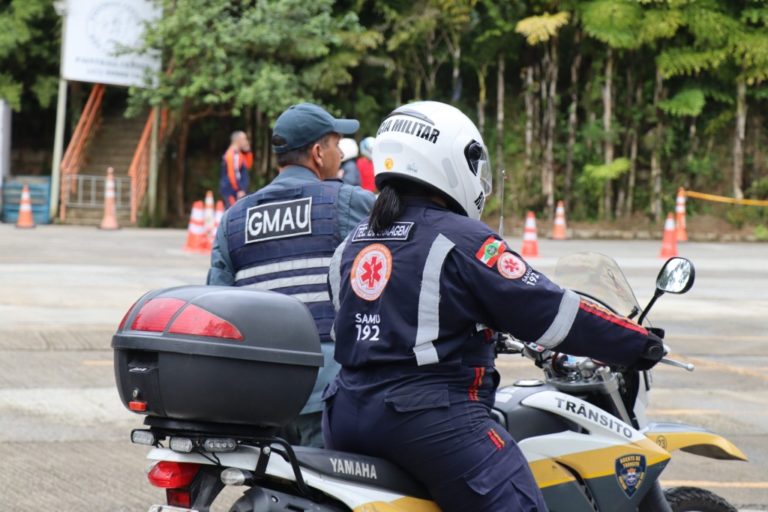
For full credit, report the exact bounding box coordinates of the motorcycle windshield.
[553,252,643,319]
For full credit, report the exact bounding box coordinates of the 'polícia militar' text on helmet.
[372,101,492,220]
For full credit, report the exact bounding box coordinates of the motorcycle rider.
[208,103,375,447]
[324,101,664,511]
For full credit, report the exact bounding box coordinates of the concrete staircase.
[63,110,147,226]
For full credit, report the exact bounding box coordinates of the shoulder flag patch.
[476,236,506,267]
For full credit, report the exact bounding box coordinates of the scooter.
[115,254,746,512]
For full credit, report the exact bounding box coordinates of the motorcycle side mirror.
[655,257,695,295]
[638,257,695,325]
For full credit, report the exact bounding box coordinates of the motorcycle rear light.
[169,437,194,453]
[147,461,199,488]
[118,298,140,331]
[203,438,237,452]
[167,304,243,341]
[220,468,249,486]
[166,488,192,508]
[131,298,186,332]
[128,400,147,412]
[131,429,156,446]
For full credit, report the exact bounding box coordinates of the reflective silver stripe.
[244,274,327,291]
[328,237,349,312]
[234,257,332,282]
[414,234,455,366]
[291,292,331,304]
[537,289,580,348]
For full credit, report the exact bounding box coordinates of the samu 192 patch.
[245,197,312,244]
[615,454,646,498]
[497,252,526,279]
[475,236,506,267]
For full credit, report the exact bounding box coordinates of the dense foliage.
[6,0,768,225]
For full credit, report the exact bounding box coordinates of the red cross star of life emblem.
[497,252,526,280]
[351,243,393,301]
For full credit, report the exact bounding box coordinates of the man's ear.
[310,142,323,168]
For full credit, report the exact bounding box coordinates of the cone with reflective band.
[521,211,539,258]
[15,184,35,229]
[660,213,678,258]
[99,167,120,230]
[203,190,215,237]
[551,200,567,240]
[675,187,688,242]
[211,200,225,243]
[183,200,211,253]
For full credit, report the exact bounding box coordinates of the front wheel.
[663,487,737,512]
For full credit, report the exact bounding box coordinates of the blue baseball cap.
[272,103,359,154]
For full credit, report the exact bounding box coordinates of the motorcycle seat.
[292,446,431,499]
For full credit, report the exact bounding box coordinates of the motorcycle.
[114,253,747,512]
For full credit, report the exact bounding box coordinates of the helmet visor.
[465,141,492,196]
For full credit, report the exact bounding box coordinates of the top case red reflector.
[168,304,244,341]
[130,298,186,332]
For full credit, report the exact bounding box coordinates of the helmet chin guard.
[373,101,491,220]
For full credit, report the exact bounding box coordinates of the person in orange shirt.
[356,136,376,192]
[220,131,252,207]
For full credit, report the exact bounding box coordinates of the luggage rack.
[143,417,315,498]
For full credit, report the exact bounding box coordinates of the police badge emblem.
[615,454,647,498]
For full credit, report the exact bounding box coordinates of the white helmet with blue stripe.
[372,101,491,220]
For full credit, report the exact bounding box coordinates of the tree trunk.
[543,37,559,219]
[523,65,534,188]
[602,48,614,220]
[476,64,488,136]
[174,101,191,221]
[496,55,506,210]
[733,79,747,199]
[650,69,664,222]
[395,67,404,105]
[626,78,641,216]
[564,31,582,212]
[451,40,462,104]
[685,119,698,189]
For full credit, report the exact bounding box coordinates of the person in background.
[338,138,361,187]
[356,136,376,192]
[208,103,375,447]
[220,130,252,208]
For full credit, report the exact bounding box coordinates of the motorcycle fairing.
[644,421,748,461]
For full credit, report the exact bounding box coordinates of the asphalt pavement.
[0,224,765,510]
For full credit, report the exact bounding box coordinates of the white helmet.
[359,136,375,159]
[339,138,359,162]
[373,101,491,220]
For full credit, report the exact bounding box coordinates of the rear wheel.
[663,487,737,512]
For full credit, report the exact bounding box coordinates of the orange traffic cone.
[675,187,688,242]
[15,184,35,229]
[211,200,225,242]
[551,200,567,240]
[521,211,540,258]
[203,190,215,237]
[183,200,211,253]
[660,213,678,258]
[99,167,119,230]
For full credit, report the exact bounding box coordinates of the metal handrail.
[128,108,168,223]
[59,84,105,221]
[63,174,131,210]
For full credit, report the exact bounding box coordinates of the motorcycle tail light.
[130,298,186,332]
[147,461,199,489]
[169,437,194,453]
[131,429,155,446]
[167,304,243,341]
[166,489,192,508]
[203,438,237,453]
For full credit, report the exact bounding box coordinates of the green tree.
[0,0,59,110]
[128,0,378,219]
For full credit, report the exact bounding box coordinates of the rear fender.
[643,422,747,461]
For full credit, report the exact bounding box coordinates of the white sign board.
[62,0,161,88]
[0,100,10,188]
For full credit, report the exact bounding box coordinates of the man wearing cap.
[208,103,375,447]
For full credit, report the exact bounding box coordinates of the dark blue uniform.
[324,199,651,511]
[208,165,375,425]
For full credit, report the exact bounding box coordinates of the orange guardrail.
[128,108,168,223]
[59,84,105,221]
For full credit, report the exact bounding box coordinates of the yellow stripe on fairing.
[542,438,670,481]
[353,497,441,512]
[645,431,748,461]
